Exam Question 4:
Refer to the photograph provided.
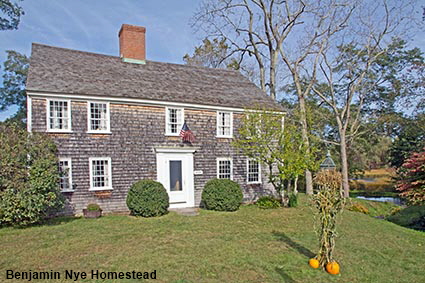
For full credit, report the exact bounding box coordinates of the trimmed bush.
[288,193,298,208]
[202,179,243,211]
[126,180,169,217]
[86,203,101,211]
[256,196,281,209]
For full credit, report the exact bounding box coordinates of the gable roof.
[26,43,282,111]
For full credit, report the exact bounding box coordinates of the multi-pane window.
[166,107,184,135]
[89,158,112,190]
[217,111,232,137]
[217,158,232,179]
[48,100,71,131]
[59,158,72,191]
[88,102,109,132]
[247,159,261,184]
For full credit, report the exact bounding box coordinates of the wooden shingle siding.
[32,98,274,215]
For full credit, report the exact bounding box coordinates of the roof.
[26,43,282,111]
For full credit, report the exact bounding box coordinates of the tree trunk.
[298,93,314,194]
[293,176,299,194]
[339,131,350,197]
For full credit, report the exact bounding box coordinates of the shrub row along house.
[26,24,283,215]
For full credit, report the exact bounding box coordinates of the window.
[88,102,110,132]
[217,158,233,180]
[247,159,261,184]
[59,158,73,191]
[217,111,233,138]
[166,107,184,135]
[47,100,71,131]
[89,157,112,190]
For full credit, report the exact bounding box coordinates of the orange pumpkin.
[308,258,320,269]
[326,261,340,275]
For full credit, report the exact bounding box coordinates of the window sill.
[247,181,262,185]
[61,190,75,193]
[47,130,73,133]
[165,133,181,137]
[216,136,233,139]
[87,131,112,135]
[89,187,113,192]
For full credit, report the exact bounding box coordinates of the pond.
[356,196,404,205]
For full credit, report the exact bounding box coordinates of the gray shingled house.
[26,24,283,215]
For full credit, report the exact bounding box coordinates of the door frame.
[155,147,198,208]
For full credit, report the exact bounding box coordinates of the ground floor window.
[217,158,233,180]
[59,158,72,191]
[247,158,261,184]
[89,157,112,190]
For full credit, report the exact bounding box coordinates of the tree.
[0,50,29,120]
[0,122,63,226]
[193,0,356,194]
[311,1,420,197]
[183,37,239,69]
[233,109,317,204]
[0,0,24,31]
[396,149,425,205]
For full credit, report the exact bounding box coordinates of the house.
[26,24,283,215]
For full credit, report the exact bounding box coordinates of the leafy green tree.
[0,0,24,30]
[0,122,63,226]
[0,50,29,120]
[233,109,317,205]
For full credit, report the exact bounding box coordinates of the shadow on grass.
[45,216,81,226]
[273,231,315,258]
[275,267,297,283]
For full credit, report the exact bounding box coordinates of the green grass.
[1,198,424,283]
[348,197,399,217]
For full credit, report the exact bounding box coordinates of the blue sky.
[0,0,200,120]
[1,0,424,121]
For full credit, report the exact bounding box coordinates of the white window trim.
[165,107,185,136]
[87,101,111,134]
[216,111,233,138]
[89,157,113,191]
[216,157,233,180]
[59,157,73,192]
[46,99,72,133]
[247,158,262,184]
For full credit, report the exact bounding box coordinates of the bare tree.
[192,0,355,194]
[311,0,419,197]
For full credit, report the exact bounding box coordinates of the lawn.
[1,198,424,283]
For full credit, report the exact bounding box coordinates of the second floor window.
[166,107,184,135]
[48,100,71,131]
[88,102,110,132]
[217,111,233,138]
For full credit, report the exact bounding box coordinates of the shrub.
[256,196,281,209]
[126,180,169,217]
[348,202,369,214]
[387,206,425,231]
[0,122,63,226]
[86,203,101,211]
[288,193,298,207]
[202,179,243,211]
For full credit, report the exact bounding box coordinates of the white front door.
[156,152,195,208]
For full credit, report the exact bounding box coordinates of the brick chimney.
[119,24,146,64]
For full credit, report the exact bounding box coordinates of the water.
[356,196,404,205]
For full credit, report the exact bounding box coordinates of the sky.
[0,0,200,120]
[0,0,424,121]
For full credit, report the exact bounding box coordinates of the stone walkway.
[169,207,200,216]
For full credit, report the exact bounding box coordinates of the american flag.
[180,122,195,143]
